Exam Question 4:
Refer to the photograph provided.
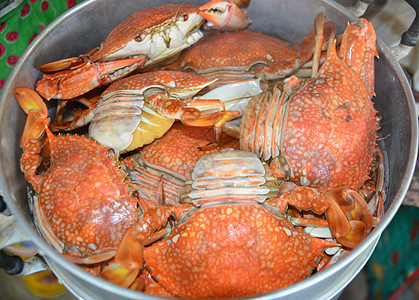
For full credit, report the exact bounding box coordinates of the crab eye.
[106,148,116,157]
[180,14,189,22]
[135,33,146,42]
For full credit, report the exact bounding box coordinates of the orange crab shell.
[139,122,240,181]
[37,133,139,255]
[90,4,202,62]
[165,31,301,79]
[240,18,379,192]
[280,42,377,191]
[143,204,338,298]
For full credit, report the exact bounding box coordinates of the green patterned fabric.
[367,205,419,299]
[0,0,85,91]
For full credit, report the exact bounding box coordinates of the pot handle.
[347,0,419,61]
[347,0,374,18]
[0,195,49,276]
[390,0,419,60]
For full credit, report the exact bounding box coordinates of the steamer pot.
[0,0,417,299]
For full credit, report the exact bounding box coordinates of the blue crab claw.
[199,0,250,31]
[36,56,148,100]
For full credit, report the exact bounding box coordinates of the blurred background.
[0,0,418,299]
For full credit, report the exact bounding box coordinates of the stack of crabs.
[14,0,386,298]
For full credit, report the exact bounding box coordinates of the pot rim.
[0,0,417,299]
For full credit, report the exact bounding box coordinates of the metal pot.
[0,0,417,299]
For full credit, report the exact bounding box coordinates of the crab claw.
[339,18,377,97]
[101,227,143,288]
[101,177,163,287]
[273,184,373,249]
[13,87,49,147]
[101,203,191,288]
[199,0,249,31]
[13,87,48,117]
[325,187,374,248]
[232,0,250,8]
[13,87,50,191]
[36,56,148,100]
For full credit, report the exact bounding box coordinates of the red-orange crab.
[13,87,140,264]
[36,1,249,100]
[241,15,378,193]
[50,70,240,153]
[138,121,240,181]
[163,18,338,83]
[165,31,301,81]
[101,149,338,298]
[126,121,240,208]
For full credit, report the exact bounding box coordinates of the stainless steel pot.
[0,0,417,299]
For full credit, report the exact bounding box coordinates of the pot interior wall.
[0,0,416,299]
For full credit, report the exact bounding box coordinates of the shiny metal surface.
[0,0,417,299]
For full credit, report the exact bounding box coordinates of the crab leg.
[50,103,98,132]
[182,99,239,126]
[146,94,240,144]
[36,56,147,100]
[310,12,325,78]
[296,17,337,79]
[182,102,240,146]
[38,56,86,73]
[367,146,385,221]
[38,48,99,73]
